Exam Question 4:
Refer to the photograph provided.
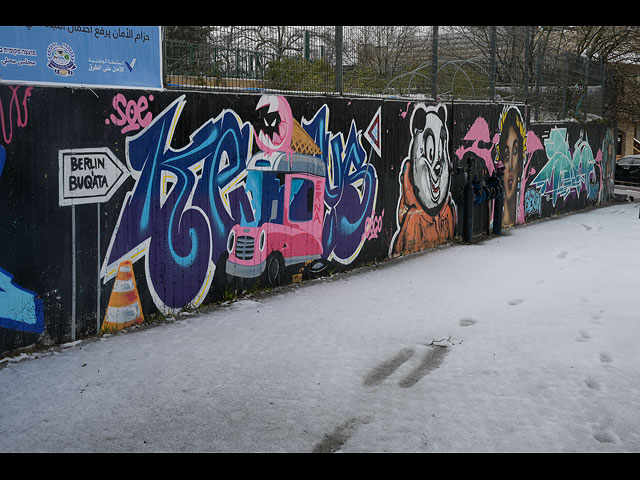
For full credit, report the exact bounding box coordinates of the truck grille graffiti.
[234,236,255,260]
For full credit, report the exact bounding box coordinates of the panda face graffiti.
[409,105,451,216]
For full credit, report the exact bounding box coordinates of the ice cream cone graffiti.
[290,119,322,155]
[101,260,144,333]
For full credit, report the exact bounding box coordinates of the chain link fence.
[163,26,616,122]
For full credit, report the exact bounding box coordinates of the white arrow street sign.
[58,147,130,206]
[58,147,131,340]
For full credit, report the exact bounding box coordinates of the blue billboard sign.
[0,26,163,90]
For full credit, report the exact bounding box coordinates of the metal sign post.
[58,147,129,340]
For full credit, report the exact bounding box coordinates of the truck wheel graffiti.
[264,252,285,286]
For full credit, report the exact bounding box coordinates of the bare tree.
[345,26,431,74]
[568,26,640,62]
[564,26,640,122]
[165,26,212,44]
[444,26,572,82]
[225,26,306,60]
[437,26,640,119]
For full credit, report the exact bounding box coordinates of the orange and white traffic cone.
[101,260,144,333]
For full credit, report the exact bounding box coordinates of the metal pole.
[432,26,438,99]
[524,26,530,102]
[71,204,76,341]
[97,203,100,335]
[335,26,343,94]
[562,53,568,119]
[535,41,542,121]
[235,48,239,78]
[492,172,504,236]
[161,26,166,87]
[583,56,589,120]
[600,57,606,117]
[463,158,474,243]
[490,26,496,101]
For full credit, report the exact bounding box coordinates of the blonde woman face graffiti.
[503,125,520,202]
[497,107,525,226]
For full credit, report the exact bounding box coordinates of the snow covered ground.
[1,198,640,453]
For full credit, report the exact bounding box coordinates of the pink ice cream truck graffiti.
[225,150,326,286]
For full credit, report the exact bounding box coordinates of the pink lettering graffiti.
[400,102,412,119]
[454,116,498,175]
[0,86,32,144]
[105,93,154,134]
[362,209,384,241]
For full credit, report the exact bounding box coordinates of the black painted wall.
[0,85,615,355]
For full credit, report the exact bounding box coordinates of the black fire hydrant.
[462,160,505,242]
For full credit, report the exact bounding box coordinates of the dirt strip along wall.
[0,85,616,355]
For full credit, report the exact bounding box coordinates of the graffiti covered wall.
[0,85,615,354]
[522,123,616,222]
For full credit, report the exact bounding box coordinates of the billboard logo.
[46,42,76,76]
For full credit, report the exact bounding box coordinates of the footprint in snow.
[593,429,619,444]
[599,352,613,364]
[398,346,449,389]
[363,348,414,387]
[363,344,450,389]
[576,329,592,342]
[584,376,601,390]
[312,417,370,453]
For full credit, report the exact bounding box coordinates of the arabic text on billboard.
[0,26,162,90]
